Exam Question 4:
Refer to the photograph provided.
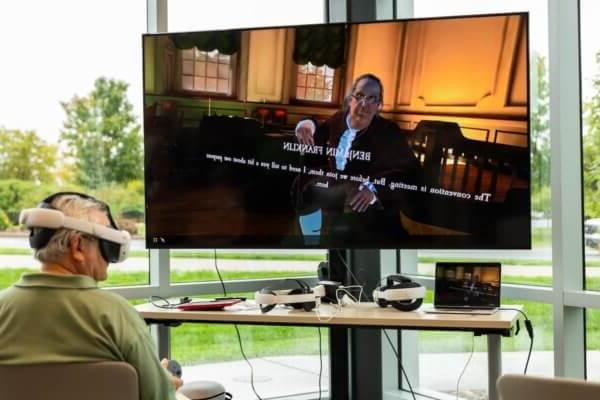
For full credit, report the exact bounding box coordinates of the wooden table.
[137,302,521,400]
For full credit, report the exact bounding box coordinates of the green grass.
[532,227,552,248]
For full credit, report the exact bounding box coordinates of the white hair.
[34,194,107,263]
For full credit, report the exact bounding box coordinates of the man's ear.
[70,233,85,264]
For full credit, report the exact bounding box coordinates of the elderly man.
[294,74,421,245]
[0,192,183,400]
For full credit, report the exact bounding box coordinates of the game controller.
[166,359,182,378]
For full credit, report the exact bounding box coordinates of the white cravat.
[335,116,359,171]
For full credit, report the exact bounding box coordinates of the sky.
[0,0,598,144]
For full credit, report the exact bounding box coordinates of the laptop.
[424,262,501,315]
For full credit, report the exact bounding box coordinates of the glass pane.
[194,77,205,90]
[181,48,194,59]
[171,322,329,399]
[217,64,229,79]
[169,0,324,31]
[217,79,229,93]
[182,76,194,90]
[206,78,217,91]
[195,61,206,76]
[413,0,551,286]
[207,50,219,62]
[581,0,600,291]
[170,249,326,284]
[325,77,333,89]
[218,53,230,63]
[297,87,306,98]
[196,50,207,61]
[315,75,324,88]
[0,0,149,287]
[297,71,306,86]
[587,309,600,379]
[306,75,316,88]
[206,62,218,78]
[182,60,194,75]
[415,296,552,398]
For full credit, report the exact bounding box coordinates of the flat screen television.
[143,12,530,249]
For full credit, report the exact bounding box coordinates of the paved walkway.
[180,351,600,400]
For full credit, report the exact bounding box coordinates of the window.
[296,62,337,102]
[165,2,328,399]
[401,1,552,398]
[581,0,600,381]
[181,49,236,95]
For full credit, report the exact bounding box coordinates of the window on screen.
[181,48,236,95]
[295,62,336,103]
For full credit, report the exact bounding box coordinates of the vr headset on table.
[19,192,131,263]
[255,279,326,313]
[373,275,425,311]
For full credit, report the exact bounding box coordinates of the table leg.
[487,334,501,400]
[151,324,171,359]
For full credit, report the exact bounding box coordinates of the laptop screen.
[434,262,501,309]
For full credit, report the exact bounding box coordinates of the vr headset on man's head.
[19,192,131,263]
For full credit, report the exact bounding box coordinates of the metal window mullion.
[564,290,600,309]
[146,0,167,34]
[147,0,168,357]
[548,0,585,379]
[328,0,347,23]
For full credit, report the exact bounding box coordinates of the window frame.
[128,1,600,399]
[177,48,239,99]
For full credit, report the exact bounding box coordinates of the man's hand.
[295,120,316,145]
[161,358,184,390]
[349,186,377,212]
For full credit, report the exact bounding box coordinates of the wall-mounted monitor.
[143,12,530,249]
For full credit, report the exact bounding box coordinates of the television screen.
[143,12,530,249]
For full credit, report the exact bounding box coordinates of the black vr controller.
[166,359,182,378]
[373,274,426,311]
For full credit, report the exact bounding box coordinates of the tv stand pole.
[327,248,383,400]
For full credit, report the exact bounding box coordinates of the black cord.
[318,327,323,400]
[214,249,228,296]
[383,330,417,400]
[149,295,191,309]
[212,249,263,400]
[233,324,263,400]
[499,307,534,374]
[456,334,475,400]
[335,249,365,290]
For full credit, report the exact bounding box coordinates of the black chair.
[405,120,529,240]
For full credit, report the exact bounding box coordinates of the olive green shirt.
[0,273,176,400]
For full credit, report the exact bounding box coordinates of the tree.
[530,54,551,216]
[583,51,600,217]
[60,77,142,188]
[0,128,57,183]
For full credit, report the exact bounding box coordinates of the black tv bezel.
[142,11,531,250]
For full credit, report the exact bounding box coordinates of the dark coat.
[304,111,421,208]
[297,111,422,245]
